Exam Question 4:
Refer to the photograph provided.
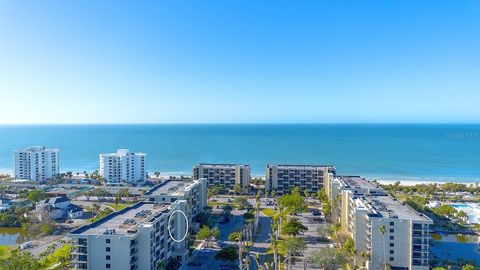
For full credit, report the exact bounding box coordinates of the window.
[389,243,394,247]
[106,247,111,252]
[389,250,394,254]
[106,263,111,268]
[106,255,111,260]
[389,236,394,240]
[390,229,394,233]
[389,222,394,226]
[389,257,394,261]
[106,239,110,244]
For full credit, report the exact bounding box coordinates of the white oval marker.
[167,209,189,243]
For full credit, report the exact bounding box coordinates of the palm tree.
[0,186,7,197]
[234,184,242,195]
[271,233,278,270]
[92,203,101,217]
[379,224,387,270]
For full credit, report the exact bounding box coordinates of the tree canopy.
[215,246,238,261]
[310,248,347,270]
[282,219,307,237]
[278,187,307,214]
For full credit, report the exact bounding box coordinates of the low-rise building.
[69,201,188,270]
[265,164,335,194]
[13,146,59,181]
[99,149,146,185]
[37,196,84,219]
[326,176,432,270]
[192,163,251,192]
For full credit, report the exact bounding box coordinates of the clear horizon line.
[0,122,479,125]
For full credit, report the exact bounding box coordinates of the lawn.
[106,203,131,211]
[40,244,71,269]
[261,208,276,217]
[0,245,12,260]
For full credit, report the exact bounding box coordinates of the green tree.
[196,225,219,247]
[27,190,46,204]
[462,265,475,270]
[282,237,307,269]
[433,204,458,217]
[228,231,242,242]
[310,248,347,270]
[215,246,238,261]
[0,249,42,270]
[282,219,308,237]
[233,184,243,195]
[342,237,355,255]
[278,189,307,215]
[234,197,248,210]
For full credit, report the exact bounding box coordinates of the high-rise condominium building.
[192,163,251,192]
[13,146,59,181]
[143,178,208,220]
[99,149,146,185]
[326,176,432,270]
[265,164,336,194]
[69,179,208,270]
[70,201,188,270]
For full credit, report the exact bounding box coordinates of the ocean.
[0,124,479,181]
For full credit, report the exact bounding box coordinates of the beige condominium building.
[69,179,208,270]
[192,163,251,192]
[265,164,336,194]
[325,176,432,270]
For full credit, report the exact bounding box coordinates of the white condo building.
[192,163,251,192]
[265,164,336,194]
[13,146,59,181]
[70,201,188,270]
[325,176,432,270]
[69,179,208,270]
[99,149,146,185]
[143,179,207,221]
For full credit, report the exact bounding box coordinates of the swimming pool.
[449,203,480,224]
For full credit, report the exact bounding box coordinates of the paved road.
[290,208,332,270]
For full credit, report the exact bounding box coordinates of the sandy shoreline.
[1,168,478,186]
[376,179,479,186]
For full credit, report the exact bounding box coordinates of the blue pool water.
[0,124,479,180]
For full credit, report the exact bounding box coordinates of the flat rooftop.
[338,176,380,191]
[267,164,335,169]
[366,195,431,221]
[196,163,250,168]
[70,202,169,235]
[144,180,192,196]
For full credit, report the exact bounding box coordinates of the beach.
[0,124,479,182]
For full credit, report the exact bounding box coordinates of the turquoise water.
[0,124,479,180]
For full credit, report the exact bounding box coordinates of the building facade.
[70,201,188,270]
[326,176,432,270]
[192,163,251,192]
[13,146,59,181]
[143,179,208,221]
[265,164,335,194]
[99,149,146,185]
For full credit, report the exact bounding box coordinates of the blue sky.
[0,0,479,124]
